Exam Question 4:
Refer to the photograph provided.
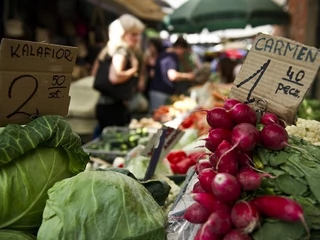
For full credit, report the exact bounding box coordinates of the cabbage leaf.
[0,229,36,240]
[0,115,88,173]
[37,171,167,240]
[0,116,89,232]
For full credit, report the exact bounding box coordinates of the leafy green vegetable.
[275,174,308,196]
[0,116,89,232]
[253,220,306,240]
[37,171,167,240]
[253,136,320,238]
[98,168,171,206]
[0,229,36,240]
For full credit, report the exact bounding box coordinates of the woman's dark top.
[149,52,179,94]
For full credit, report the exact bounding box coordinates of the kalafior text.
[10,44,73,62]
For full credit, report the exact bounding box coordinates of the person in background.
[148,37,195,112]
[174,42,201,95]
[141,37,163,99]
[216,57,238,84]
[91,14,144,137]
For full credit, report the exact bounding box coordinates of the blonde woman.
[91,14,145,136]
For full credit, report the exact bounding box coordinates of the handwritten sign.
[0,38,78,126]
[229,33,320,124]
[141,126,185,160]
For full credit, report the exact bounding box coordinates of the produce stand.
[83,126,158,163]
[4,33,320,240]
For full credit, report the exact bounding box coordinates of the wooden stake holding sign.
[0,38,78,126]
[230,33,320,124]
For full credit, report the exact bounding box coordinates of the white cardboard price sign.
[141,126,185,160]
[0,38,78,126]
[229,33,320,124]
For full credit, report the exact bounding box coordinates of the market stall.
[2,7,320,239]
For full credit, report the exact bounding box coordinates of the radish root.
[215,143,238,170]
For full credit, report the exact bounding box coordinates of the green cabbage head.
[37,170,167,240]
[0,116,89,233]
[0,229,36,240]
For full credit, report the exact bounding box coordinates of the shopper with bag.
[92,14,145,136]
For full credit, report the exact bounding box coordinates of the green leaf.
[0,229,36,240]
[0,116,90,232]
[256,149,268,165]
[263,167,285,177]
[288,158,320,203]
[294,196,320,230]
[37,171,167,240]
[0,115,89,173]
[275,174,308,196]
[310,230,320,239]
[101,167,171,206]
[253,220,306,240]
[100,167,138,180]
[280,164,304,178]
[296,177,308,186]
[141,181,171,206]
[269,151,290,167]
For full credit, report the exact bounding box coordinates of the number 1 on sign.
[236,59,271,103]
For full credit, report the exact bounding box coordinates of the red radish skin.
[260,112,279,125]
[209,153,218,167]
[198,168,217,193]
[238,151,253,167]
[214,140,238,175]
[191,192,231,213]
[193,181,201,190]
[223,229,252,240]
[183,202,210,224]
[205,128,232,152]
[224,98,242,110]
[211,173,242,203]
[231,123,260,152]
[206,107,234,130]
[195,223,222,240]
[237,167,275,191]
[195,160,212,174]
[261,123,288,150]
[231,201,260,233]
[252,196,310,238]
[228,103,257,126]
[206,210,233,235]
[192,184,207,193]
[205,140,216,152]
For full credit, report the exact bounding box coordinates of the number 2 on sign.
[236,59,271,103]
[6,75,39,119]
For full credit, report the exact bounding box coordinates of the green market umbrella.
[162,15,202,33]
[166,0,290,33]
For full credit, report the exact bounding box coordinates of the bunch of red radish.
[182,99,309,240]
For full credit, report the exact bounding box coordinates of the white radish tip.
[215,174,226,184]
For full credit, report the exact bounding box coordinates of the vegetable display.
[87,127,153,152]
[37,170,168,240]
[297,99,320,121]
[177,100,320,239]
[0,116,89,233]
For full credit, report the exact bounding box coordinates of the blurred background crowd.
[0,0,319,142]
